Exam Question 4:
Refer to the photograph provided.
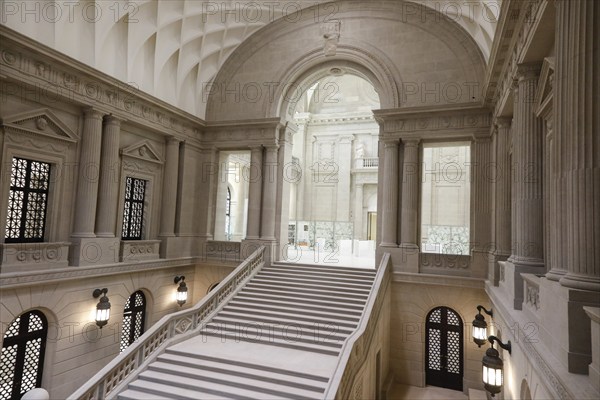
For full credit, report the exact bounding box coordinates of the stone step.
[215,310,357,331]
[239,287,367,306]
[122,380,254,400]
[147,361,325,399]
[158,351,329,389]
[257,269,375,285]
[252,274,373,290]
[221,305,359,327]
[248,278,372,295]
[244,282,369,299]
[202,322,347,345]
[230,294,363,316]
[226,300,361,321]
[269,263,376,277]
[211,315,355,336]
[200,330,341,356]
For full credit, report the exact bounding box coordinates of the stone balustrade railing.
[355,157,379,168]
[68,245,266,400]
[323,253,392,399]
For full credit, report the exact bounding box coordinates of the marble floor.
[389,384,468,400]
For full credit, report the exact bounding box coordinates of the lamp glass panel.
[96,308,110,322]
[473,326,487,341]
[483,365,502,386]
[176,290,187,302]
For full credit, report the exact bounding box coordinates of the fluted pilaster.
[159,137,180,237]
[494,118,512,258]
[381,139,399,247]
[472,137,492,251]
[354,184,364,239]
[72,108,104,238]
[95,115,122,238]
[508,64,544,267]
[246,146,263,240]
[400,139,420,248]
[557,0,600,291]
[261,145,279,240]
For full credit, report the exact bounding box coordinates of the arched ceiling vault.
[1,0,500,118]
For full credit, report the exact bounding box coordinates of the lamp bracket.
[93,288,108,298]
[488,335,511,354]
[174,276,185,284]
[477,305,493,317]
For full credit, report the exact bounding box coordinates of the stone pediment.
[2,109,77,142]
[120,141,163,164]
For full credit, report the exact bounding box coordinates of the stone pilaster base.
[69,237,119,266]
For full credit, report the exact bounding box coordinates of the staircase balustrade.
[69,246,266,400]
[323,253,392,399]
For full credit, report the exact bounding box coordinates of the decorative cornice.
[0,257,201,289]
[0,26,205,142]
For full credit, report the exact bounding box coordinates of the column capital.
[103,114,124,127]
[166,136,182,145]
[494,116,512,129]
[264,144,279,151]
[402,138,420,147]
[84,108,105,120]
[382,139,399,148]
[249,145,263,152]
[516,62,542,82]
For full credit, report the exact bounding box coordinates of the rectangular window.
[5,157,51,243]
[121,177,147,240]
[420,143,470,255]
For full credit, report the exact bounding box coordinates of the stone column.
[508,64,544,268]
[336,135,354,221]
[245,146,263,240]
[261,145,279,241]
[72,108,104,237]
[471,137,492,278]
[380,139,399,247]
[557,0,600,291]
[353,184,364,240]
[95,116,122,238]
[399,139,420,248]
[159,137,180,237]
[494,118,512,259]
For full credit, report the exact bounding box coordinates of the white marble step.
[221,305,359,327]
[200,329,341,356]
[239,287,368,306]
[145,362,325,399]
[257,269,376,285]
[231,294,363,315]
[158,351,329,390]
[251,274,373,290]
[269,263,377,277]
[211,314,356,336]
[226,299,361,322]
[244,282,369,299]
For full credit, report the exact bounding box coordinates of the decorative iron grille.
[5,158,51,243]
[119,291,146,353]
[0,311,48,400]
[121,177,147,240]
[425,306,463,391]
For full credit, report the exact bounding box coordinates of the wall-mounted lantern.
[174,276,188,306]
[93,288,111,328]
[473,305,493,347]
[482,335,512,397]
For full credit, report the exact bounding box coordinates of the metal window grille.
[119,291,146,353]
[0,311,48,400]
[121,177,147,240]
[5,158,51,243]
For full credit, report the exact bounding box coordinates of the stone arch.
[520,379,533,400]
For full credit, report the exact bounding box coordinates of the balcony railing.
[355,157,379,168]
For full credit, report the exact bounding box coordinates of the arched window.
[120,291,146,353]
[207,282,221,293]
[0,310,48,400]
[425,306,463,391]
[225,187,231,240]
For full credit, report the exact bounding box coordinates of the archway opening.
[284,71,380,268]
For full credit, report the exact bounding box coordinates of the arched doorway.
[120,291,147,352]
[0,310,48,400]
[425,306,464,391]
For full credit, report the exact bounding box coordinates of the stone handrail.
[323,253,392,399]
[68,245,266,400]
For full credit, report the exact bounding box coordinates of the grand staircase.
[118,262,377,400]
